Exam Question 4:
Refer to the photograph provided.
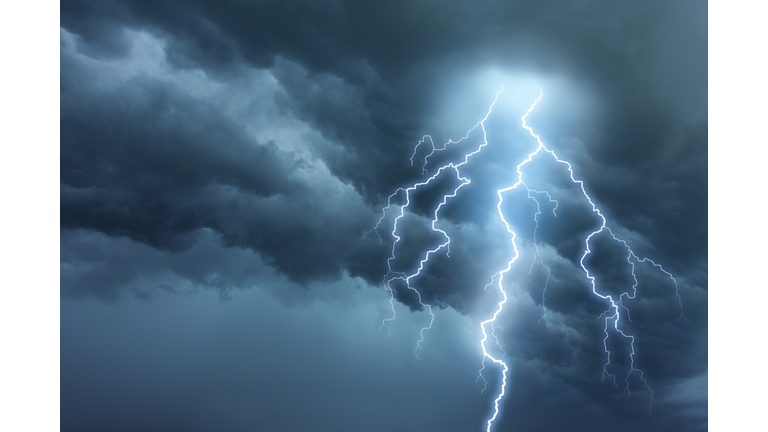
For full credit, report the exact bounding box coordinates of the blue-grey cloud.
[60,1,707,431]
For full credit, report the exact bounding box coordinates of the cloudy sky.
[56,1,714,431]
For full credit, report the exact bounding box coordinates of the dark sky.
[57,1,708,431]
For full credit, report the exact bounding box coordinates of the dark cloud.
[60,1,707,431]
[61,30,390,286]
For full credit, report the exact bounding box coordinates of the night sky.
[54,1,712,431]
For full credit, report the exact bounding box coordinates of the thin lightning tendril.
[526,186,557,326]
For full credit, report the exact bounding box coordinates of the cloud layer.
[60,1,707,431]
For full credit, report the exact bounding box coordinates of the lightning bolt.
[367,85,505,357]
[479,84,687,430]
[595,227,688,409]
[368,81,686,431]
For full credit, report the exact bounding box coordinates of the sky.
[43,0,715,430]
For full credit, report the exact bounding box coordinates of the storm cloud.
[60,1,707,431]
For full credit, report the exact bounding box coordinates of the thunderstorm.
[370,83,686,431]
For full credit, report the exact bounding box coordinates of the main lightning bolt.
[479,84,687,430]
